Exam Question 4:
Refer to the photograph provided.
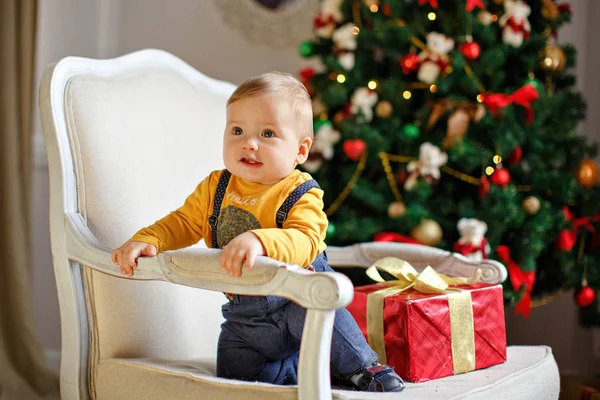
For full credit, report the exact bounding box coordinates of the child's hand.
[111,241,157,277]
[221,232,266,277]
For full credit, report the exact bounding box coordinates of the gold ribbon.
[365,257,480,374]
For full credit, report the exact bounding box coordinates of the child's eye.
[262,129,275,138]
[232,127,243,135]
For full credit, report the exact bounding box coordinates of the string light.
[428,12,436,20]
[370,5,378,12]
[485,166,495,175]
[476,94,484,102]
[491,14,498,22]
[368,80,378,90]
[403,90,412,99]
[430,85,437,93]
[493,155,502,164]
[352,26,360,35]
[337,74,346,83]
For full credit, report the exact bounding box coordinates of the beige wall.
[32,0,600,374]
[32,0,108,371]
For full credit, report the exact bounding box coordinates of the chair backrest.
[40,50,237,381]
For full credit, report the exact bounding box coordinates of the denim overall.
[211,170,378,385]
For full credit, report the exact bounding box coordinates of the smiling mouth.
[241,157,263,167]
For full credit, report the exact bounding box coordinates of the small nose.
[242,137,258,151]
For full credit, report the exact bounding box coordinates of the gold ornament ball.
[376,100,393,118]
[522,196,541,214]
[411,219,443,246]
[541,44,566,74]
[576,160,600,188]
[477,11,494,25]
[387,201,406,218]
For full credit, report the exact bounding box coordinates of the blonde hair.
[227,72,313,138]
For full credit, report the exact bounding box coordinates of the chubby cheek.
[222,141,237,165]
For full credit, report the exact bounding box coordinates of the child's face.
[223,94,312,185]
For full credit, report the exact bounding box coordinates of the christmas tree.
[298,0,600,325]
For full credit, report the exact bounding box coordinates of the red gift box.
[348,279,507,382]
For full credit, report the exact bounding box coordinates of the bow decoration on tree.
[482,84,539,124]
[496,245,535,317]
[466,0,484,12]
[418,0,438,8]
[557,207,600,252]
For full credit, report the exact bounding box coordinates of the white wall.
[32,0,600,375]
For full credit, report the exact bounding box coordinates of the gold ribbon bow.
[365,257,481,374]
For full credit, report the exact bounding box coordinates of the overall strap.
[208,170,232,248]
[275,179,321,228]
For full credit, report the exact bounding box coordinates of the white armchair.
[39,49,560,400]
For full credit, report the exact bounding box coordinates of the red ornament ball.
[507,146,522,165]
[556,229,576,252]
[343,139,366,161]
[400,54,420,74]
[459,41,481,60]
[299,67,315,81]
[574,286,596,308]
[490,167,511,186]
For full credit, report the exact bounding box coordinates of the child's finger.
[224,249,237,276]
[221,246,234,274]
[111,251,118,264]
[220,246,229,269]
[142,244,157,257]
[231,249,246,277]
[244,249,257,270]
[122,253,137,276]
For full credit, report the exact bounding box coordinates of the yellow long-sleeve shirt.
[130,169,328,267]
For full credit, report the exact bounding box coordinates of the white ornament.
[477,10,495,26]
[338,53,355,70]
[302,158,323,173]
[350,87,378,122]
[499,0,531,47]
[313,122,341,160]
[302,121,341,173]
[332,23,358,70]
[417,32,455,84]
[332,23,357,50]
[315,18,336,38]
[405,142,447,190]
[321,0,344,22]
[456,218,491,261]
[314,0,343,38]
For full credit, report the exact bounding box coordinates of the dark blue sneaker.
[346,362,405,392]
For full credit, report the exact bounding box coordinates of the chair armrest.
[65,212,354,310]
[327,241,507,284]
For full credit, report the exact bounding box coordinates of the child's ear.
[295,136,313,164]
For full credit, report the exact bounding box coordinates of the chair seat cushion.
[95,345,559,399]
